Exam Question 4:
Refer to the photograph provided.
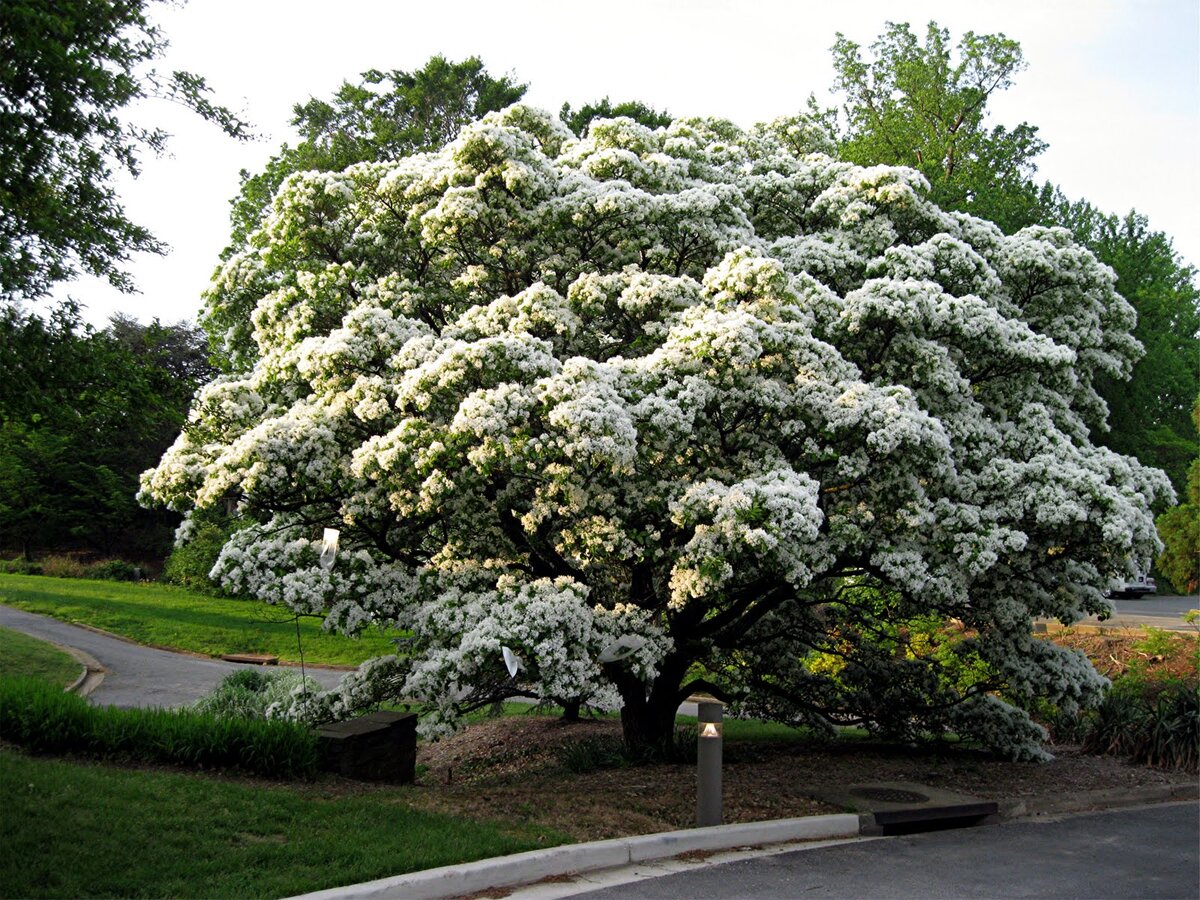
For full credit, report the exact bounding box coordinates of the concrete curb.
[52,641,105,697]
[289,782,1200,900]
[289,814,861,900]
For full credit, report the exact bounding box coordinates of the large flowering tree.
[143,105,1169,759]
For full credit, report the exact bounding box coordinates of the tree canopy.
[206,56,526,368]
[559,98,672,137]
[144,106,1167,760]
[0,0,249,302]
[821,21,1199,500]
[0,304,211,558]
[1053,201,1200,497]
[222,56,527,257]
[830,21,1048,233]
[1155,398,1200,595]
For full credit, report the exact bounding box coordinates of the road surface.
[571,802,1200,899]
[0,604,347,707]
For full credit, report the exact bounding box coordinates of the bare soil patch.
[1048,629,1199,682]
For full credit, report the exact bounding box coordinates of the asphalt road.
[0,604,347,707]
[574,803,1200,899]
[1091,593,1198,631]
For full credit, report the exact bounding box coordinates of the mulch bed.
[400,713,1195,842]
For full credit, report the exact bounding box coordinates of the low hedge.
[0,676,319,780]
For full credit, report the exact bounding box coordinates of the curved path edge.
[290,783,1200,900]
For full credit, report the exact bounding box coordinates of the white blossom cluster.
[143,106,1170,756]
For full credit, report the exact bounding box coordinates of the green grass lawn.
[0,626,81,687]
[0,574,399,666]
[0,749,569,899]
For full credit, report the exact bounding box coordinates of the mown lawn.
[0,749,569,899]
[0,626,81,687]
[0,574,399,666]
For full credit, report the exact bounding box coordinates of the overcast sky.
[54,0,1200,327]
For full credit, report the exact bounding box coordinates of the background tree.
[144,107,1166,760]
[822,20,1199,501]
[0,0,250,302]
[0,303,212,559]
[1155,398,1200,594]
[830,21,1048,233]
[559,97,672,136]
[1052,201,1199,497]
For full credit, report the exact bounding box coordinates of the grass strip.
[0,626,81,687]
[0,676,320,779]
[0,748,569,899]
[0,573,398,665]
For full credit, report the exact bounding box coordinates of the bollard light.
[696,700,724,827]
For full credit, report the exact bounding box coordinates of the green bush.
[163,511,241,595]
[0,557,41,575]
[1083,678,1199,773]
[192,668,320,720]
[0,676,320,779]
[557,735,630,774]
[88,559,141,581]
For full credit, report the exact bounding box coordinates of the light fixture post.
[696,700,723,827]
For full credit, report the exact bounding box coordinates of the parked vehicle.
[1107,572,1158,599]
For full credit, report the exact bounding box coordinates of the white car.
[1107,572,1158,599]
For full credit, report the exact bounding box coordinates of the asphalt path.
[0,604,347,708]
[572,802,1200,899]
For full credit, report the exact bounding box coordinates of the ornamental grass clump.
[1082,679,1199,773]
[142,105,1170,762]
[0,676,319,779]
[192,667,321,720]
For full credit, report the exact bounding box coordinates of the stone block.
[317,710,417,783]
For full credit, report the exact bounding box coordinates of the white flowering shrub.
[142,106,1170,759]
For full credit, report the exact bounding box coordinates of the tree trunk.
[614,656,689,760]
[560,698,582,721]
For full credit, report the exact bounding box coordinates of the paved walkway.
[0,604,347,707]
[563,802,1200,900]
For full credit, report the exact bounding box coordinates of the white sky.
[55,0,1200,327]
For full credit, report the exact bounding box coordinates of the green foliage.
[1155,399,1200,594]
[831,21,1048,233]
[0,573,400,665]
[0,557,41,575]
[223,56,525,256]
[0,304,213,559]
[1055,205,1200,498]
[192,668,320,720]
[0,0,250,301]
[0,749,567,899]
[824,21,1199,498]
[556,725,696,772]
[0,675,321,779]
[1082,679,1199,773]
[559,97,672,136]
[0,627,81,687]
[163,507,244,594]
[557,734,631,773]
